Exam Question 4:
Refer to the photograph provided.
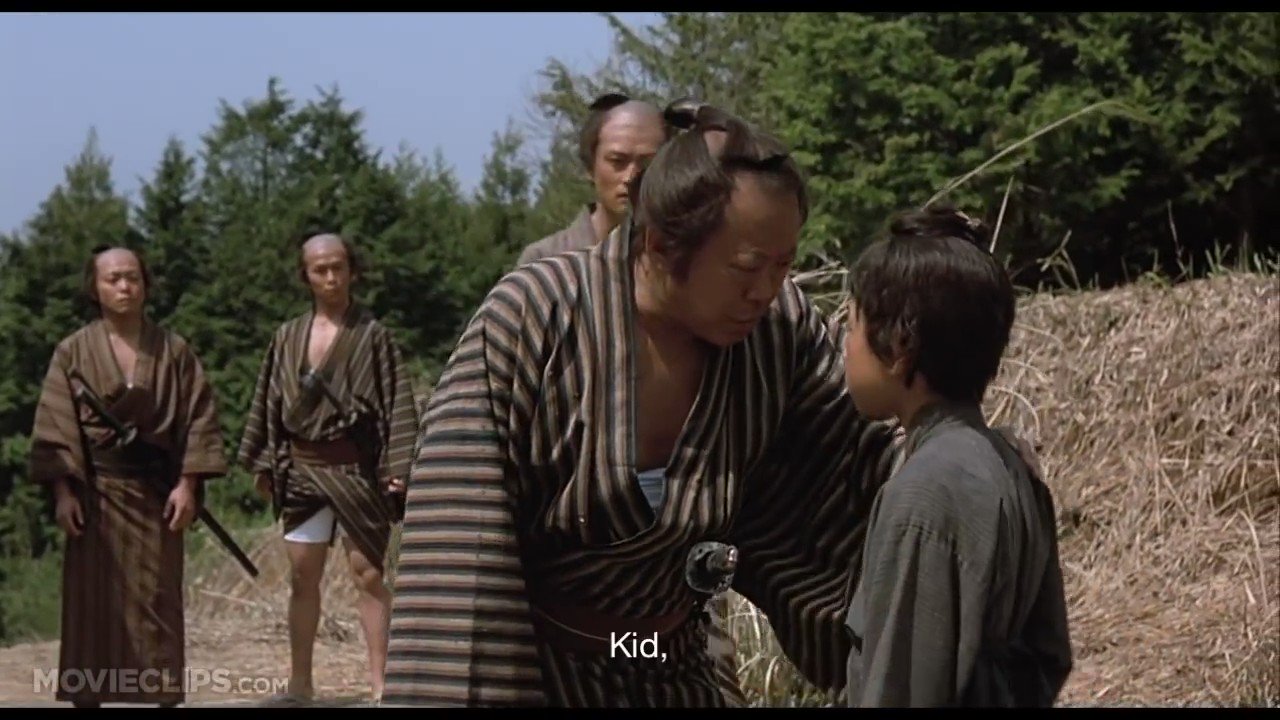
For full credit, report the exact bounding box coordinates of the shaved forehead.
[702,128,729,157]
[95,247,141,268]
[301,233,347,258]
[605,100,663,127]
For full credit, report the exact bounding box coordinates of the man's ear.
[640,226,670,267]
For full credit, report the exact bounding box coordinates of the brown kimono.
[236,303,419,571]
[515,204,599,267]
[28,318,227,706]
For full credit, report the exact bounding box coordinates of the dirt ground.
[0,618,370,707]
[0,614,1206,708]
[0,531,376,708]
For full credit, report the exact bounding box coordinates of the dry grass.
[187,526,370,647]
[188,270,1279,708]
[1006,272,1280,708]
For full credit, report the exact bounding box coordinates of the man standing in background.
[28,245,228,708]
[238,233,419,705]
[516,93,671,266]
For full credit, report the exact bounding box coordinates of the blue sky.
[0,11,659,235]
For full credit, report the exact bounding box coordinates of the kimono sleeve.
[175,339,228,479]
[27,343,87,489]
[383,276,549,707]
[728,281,902,693]
[373,325,420,484]
[236,330,282,477]
[1019,488,1074,705]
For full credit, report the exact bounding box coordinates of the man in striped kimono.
[237,233,419,704]
[515,91,741,691]
[383,103,902,707]
[516,93,670,267]
[28,246,228,708]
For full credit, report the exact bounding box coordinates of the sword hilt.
[686,541,739,596]
[68,369,139,447]
[301,370,354,421]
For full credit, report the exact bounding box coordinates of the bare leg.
[342,536,391,701]
[285,540,329,700]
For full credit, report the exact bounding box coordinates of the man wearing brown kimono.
[237,233,419,705]
[28,246,228,708]
[516,93,670,267]
[386,100,1046,709]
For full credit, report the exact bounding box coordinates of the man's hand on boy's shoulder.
[996,426,1045,481]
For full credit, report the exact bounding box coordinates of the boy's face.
[843,302,902,420]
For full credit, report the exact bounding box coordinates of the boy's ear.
[888,355,911,382]
[887,336,916,385]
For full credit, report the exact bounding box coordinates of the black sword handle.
[193,508,260,579]
[301,370,349,419]
[68,369,138,446]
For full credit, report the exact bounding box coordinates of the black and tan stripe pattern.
[236,303,419,570]
[384,226,901,707]
[28,319,228,705]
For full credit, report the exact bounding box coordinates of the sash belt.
[289,437,362,467]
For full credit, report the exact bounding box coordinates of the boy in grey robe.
[839,205,1073,707]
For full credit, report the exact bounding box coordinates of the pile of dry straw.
[190,269,1279,707]
[996,271,1278,707]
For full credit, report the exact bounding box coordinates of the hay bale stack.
[991,272,1279,706]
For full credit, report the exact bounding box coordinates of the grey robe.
[515,204,598,267]
[844,401,1072,707]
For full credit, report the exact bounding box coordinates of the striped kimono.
[28,318,227,706]
[384,225,901,707]
[237,303,419,570]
